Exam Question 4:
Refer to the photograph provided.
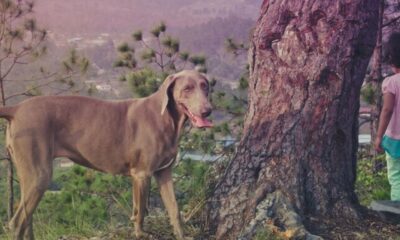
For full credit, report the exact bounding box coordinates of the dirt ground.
[305,210,400,240]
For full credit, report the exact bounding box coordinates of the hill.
[34,0,262,36]
[4,0,262,101]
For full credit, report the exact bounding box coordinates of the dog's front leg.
[131,170,151,238]
[155,167,191,240]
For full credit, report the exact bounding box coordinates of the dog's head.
[160,70,213,128]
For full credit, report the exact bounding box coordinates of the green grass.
[355,154,391,206]
[253,228,284,240]
[0,158,215,239]
[0,164,133,239]
[0,152,392,240]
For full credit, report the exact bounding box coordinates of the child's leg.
[386,152,400,201]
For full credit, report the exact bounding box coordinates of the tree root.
[239,191,322,240]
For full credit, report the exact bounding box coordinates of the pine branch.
[156,34,165,72]
[3,72,58,82]
[4,73,76,101]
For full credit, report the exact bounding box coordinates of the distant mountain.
[34,0,262,36]
[4,0,263,100]
[174,15,255,81]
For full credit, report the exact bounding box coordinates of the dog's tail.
[0,106,16,121]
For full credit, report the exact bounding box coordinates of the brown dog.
[1,70,212,240]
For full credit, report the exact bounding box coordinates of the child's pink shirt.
[382,73,400,139]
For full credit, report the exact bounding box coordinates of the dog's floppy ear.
[160,74,176,115]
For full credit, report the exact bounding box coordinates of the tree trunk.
[370,0,384,170]
[208,0,379,239]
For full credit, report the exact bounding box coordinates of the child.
[374,32,400,201]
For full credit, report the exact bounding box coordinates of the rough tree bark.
[370,0,384,169]
[208,0,379,239]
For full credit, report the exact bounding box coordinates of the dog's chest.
[156,150,178,171]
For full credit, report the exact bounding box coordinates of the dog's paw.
[174,233,193,240]
[135,230,152,239]
[177,237,193,240]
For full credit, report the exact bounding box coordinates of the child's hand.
[374,137,384,153]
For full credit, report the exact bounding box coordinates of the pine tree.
[114,22,207,98]
[0,0,90,222]
[0,0,47,221]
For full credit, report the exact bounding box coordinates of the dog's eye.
[200,83,209,92]
[183,86,193,92]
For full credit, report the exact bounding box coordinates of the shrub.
[356,154,390,206]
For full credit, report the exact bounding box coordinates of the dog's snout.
[201,107,212,118]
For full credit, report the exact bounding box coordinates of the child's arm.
[374,92,395,152]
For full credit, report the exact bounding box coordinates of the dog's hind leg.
[9,167,51,240]
[22,220,33,240]
[8,138,52,240]
[130,169,151,238]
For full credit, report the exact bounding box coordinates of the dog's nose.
[201,108,212,118]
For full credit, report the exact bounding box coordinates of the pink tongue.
[192,115,213,128]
